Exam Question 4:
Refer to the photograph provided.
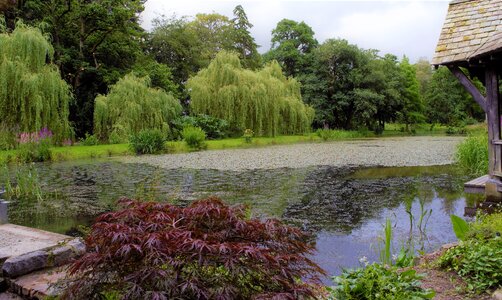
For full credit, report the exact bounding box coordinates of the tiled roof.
[432,0,502,65]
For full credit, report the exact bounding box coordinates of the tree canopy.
[94,74,182,142]
[0,24,72,142]
[187,51,314,136]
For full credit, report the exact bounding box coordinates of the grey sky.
[141,1,451,63]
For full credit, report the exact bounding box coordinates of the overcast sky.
[141,0,451,63]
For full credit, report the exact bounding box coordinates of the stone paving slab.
[0,224,70,263]
[10,267,67,299]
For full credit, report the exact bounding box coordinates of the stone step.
[0,224,71,267]
[9,267,68,299]
[0,292,23,300]
[2,238,85,278]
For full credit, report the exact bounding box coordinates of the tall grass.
[379,218,393,266]
[456,133,488,176]
[3,165,43,202]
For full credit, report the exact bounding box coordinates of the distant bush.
[63,197,325,299]
[456,133,488,176]
[329,263,435,300]
[316,129,368,141]
[446,126,467,135]
[129,129,165,155]
[243,128,254,143]
[171,114,229,140]
[182,126,207,150]
[80,133,99,146]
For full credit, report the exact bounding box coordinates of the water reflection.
[0,161,471,279]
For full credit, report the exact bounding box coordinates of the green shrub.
[108,131,127,144]
[446,126,467,135]
[316,129,368,141]
[129,129,165,155]
[456,133,488,176]
[182,126,207,150]
[80,133,99,146]
[16,139,52,163]
[243,128,254,143]
[329,263,435,300]
[171,114,229,140]
[437,237,502,292]
[467,212,502,240]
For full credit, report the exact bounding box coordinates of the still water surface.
[1,160,476,281]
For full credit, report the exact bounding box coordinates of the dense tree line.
[0,2,483,144]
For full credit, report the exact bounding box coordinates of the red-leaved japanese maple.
[63,197,325,299]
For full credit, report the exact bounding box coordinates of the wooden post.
[484,66,502,201]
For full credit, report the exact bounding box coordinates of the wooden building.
[433,0,502,200]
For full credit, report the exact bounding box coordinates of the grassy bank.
[0,123,485,165]
[0,135,320,164]
[456,133,488,176]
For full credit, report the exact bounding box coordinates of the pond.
[0,160,478,282]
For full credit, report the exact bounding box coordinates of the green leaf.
[451,214,470,241]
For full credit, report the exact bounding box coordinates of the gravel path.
[121,136,464,171]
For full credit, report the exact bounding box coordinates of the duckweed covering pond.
[0,161,475,281]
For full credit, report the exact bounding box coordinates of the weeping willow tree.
[94,74,182,142]
[0,24,72,142]
[187,51,314,136]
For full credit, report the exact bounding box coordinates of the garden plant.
[63,197,325,299]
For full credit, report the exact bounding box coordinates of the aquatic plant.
[3,165,43,202]
[63,197,325,299]
[450,214,469,241]
[379,218,393,266]
[187,51,314,136]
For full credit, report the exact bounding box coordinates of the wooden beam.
[448,65,487,112]
[485,66,501,178]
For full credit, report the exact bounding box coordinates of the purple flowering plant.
[18,127,53,145]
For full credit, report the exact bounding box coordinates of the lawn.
[0,123,485,165]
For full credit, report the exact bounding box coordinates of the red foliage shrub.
[63,197,325,299]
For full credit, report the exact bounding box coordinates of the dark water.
[0,160,480,282]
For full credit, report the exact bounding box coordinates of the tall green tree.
[264,19,318,78]
[12,0,146,137]
[150,6,260,99]
[398,56,425,130]
[149,16,201,96]
[94,74,182,142]
[0,24,72,142]
[187,51,314,136]
[414,58,433,99]
[231,5,261,69]
[424,67,480,126]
